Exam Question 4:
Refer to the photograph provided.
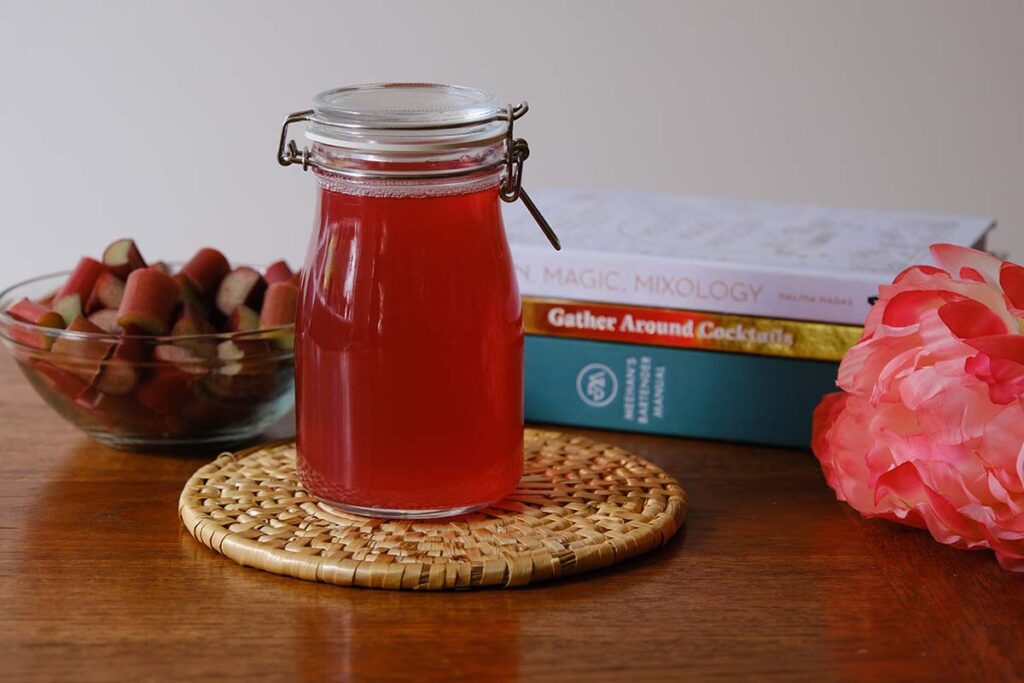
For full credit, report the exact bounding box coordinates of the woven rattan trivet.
[179,429,687,590]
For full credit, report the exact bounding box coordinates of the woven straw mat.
[179,428,687,590]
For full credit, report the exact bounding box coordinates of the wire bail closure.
[277,102,560,251]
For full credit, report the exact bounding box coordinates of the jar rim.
[306,83,509,152]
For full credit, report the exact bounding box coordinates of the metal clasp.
[276,101,560,250]
[498,104,560,250]
[277,110,314,170]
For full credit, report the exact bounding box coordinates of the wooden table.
[1,353,1022,682]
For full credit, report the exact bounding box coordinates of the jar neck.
[313,167,501,198]
[310,138,505,197]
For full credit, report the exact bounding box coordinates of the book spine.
[523,297,862,362]
[524,335,840,449]
[512,244,879,325]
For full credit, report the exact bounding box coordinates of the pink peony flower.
[812,244,1024,571]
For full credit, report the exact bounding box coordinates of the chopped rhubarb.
[89,271,126,310]
[172,307,216,336]
[179,247,231,296]
[171,307,217,358]
[33,360,92,398]
[6,297,65,349]
[91,337,143,395]
[153,344,208,373]
[149,261,170,275]
[74,390,151,432]
[7,297,65,329]
[208,339,277,400]
[51,295,83,326]
[264,260,294,285]
[215,267,266,316]
[227,305,260,333]
[87,308,123,334]
[135,369,194,414]
[102,238,147,279]
[50,316,116,384]
[173,273,211,320]
[117,268,179,335]
[54,257,106,315]
[259,282,298,327]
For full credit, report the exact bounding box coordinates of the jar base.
[316,498,494,520]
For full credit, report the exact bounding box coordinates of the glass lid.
[306,83,508,150]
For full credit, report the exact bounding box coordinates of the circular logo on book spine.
[576,363,618,408]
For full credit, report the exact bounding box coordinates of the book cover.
[505,189,994,325]
[524,335,841,448]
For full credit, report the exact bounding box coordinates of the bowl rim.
[0,266,296,347]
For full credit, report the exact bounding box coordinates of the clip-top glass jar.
[277,83,558,519]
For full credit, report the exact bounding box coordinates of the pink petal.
[883,290,955,327]
[916,384,1002,445]
[931,243,1003,286]
[894,264,948,283]
[960,267,986,283]
[965,352,1024,404]
[875,461,979,542]
[937,299,1008,338]
[968,335,1024,363]
[999,262,1024,311]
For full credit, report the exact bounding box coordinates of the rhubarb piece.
[179,248,230,296]
[87,308,123,334]
[172,307,216,336]
[174,273,211,320]
[102,238,147,279]
[149,261,170,275]
[7,297,65,329]
[74,390,150,432]
[135,344,208,413]
[227,305,260,333]
[117,268,179,335]
[32,360,91,398]
[5,297,65,349]
[260,282,298,350]
[135,346,207,414]
[259,282,298,327]
[215,267,266,317]
[55,257,106,303]
[290,271,302,287]
[153,343,208,371]
[50,316,115,384]
[136,371,194,414]
[51,295,83,326]
[171,307,217,358]
[92,337,143,395]
[208,339,277,400]
[54,257,106,321]
[264,260,294,285]
[89,271,126,310]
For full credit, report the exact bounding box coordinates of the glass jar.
[277,83,557,519]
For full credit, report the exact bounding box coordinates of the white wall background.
[1,0,1021,284]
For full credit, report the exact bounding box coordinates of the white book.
[503,189,995,325]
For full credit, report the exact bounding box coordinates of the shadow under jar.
[280,83,558,518]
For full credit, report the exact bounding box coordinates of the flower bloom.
[812,244,1024,571]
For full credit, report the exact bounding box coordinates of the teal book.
[524,335,840,449]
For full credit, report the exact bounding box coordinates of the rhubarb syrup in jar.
[278,84,557,518]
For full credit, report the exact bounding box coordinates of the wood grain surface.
[1,352,1021,682]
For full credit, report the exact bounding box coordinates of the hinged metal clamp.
[277,102,560,250]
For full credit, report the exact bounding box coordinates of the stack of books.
[504,189,994,448]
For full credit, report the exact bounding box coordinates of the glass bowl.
[0,270,295,452]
